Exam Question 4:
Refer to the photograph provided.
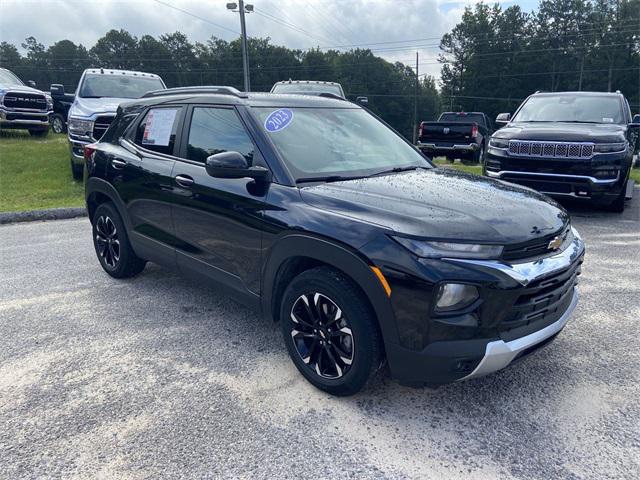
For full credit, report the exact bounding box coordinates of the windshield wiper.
[80,96,103,99]
[368,165,424,177]
[560,120,603,124]
[296,175,367,184]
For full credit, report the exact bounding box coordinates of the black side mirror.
[27,80,37,88]
[630,114,640,127]
[496,113,511,125]
[205,151,271,182]
[356,96,368,106]
[50,84,65,96]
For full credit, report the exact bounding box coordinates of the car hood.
[69,96,131,118]
[300,169,568,244]
[494,122,627,143]
[0,84,46,95]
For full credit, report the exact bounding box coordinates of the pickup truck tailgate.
[419,122,475,144]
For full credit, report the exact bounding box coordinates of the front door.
[171,105,269,297]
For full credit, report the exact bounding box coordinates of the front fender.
[261,233,399,350]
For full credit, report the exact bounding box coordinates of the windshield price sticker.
[265,109,293,132]
[142,108,178,146]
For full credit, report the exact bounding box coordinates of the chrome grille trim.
[508,140,595,159]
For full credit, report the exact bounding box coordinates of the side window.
[186,107,255,164]
[133,107,181,155]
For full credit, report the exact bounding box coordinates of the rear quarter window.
[132,107,182,156]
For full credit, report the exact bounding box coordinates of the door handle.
[175,174,195,188]
[111,158,127,170]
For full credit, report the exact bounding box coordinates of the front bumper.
[378,228,584,386]
[68,133,92,165]
[0,107,50,129]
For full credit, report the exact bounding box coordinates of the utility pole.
[413,51,419,144]
[226,1,253,92]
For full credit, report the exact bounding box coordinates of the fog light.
[436,283,479,311]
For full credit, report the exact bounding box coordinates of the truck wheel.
[92,202,146,278]
[606,188,626,213]
[468,143,485,164]
[280,266,383,396]
[70,158,83,180]
[50,114,66,134]
[28,129,48,138]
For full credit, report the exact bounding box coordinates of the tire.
[70,158,83,180]
[280,266,383,396]
[28,129,48,138]
[465,143,485,164]
[50,114,66,134]
[606,188,626,213]
[92,202,146,278]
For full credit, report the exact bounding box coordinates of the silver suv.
[67,68,165,179]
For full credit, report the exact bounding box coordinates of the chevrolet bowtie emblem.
[548,236,563,251]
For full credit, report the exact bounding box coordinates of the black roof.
[122,86,358,111]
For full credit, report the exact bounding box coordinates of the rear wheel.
[280,266,383,396]
[92,203,146,278]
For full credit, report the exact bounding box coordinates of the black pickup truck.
[485,91,639,213]
[417,112,493,163]
[49,84,75,134]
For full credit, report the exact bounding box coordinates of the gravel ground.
[0,193,638,479]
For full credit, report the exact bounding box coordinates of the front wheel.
[606,187,626,213]
[50,114,66,134]
[280,266,383,396]
[92,203,146,278]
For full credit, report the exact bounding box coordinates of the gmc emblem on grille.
[443,127,450,134]
[548,236,563,251]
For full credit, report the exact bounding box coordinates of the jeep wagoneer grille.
[508,140,594,159]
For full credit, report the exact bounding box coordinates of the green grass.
[432,158,483,175]
[0,130,84,212]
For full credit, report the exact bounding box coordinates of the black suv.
[485,91,640,212]
[84,86,585,396]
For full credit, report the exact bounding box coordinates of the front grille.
[502,225,570,262]
[2,92,47,110]
[92,115,115,140]
[500,258,582,336]
[509,140,594,159]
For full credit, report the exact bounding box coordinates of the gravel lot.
[1,192,638,480]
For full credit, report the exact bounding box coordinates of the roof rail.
[142,86,246,99]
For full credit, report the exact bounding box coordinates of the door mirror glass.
[206,151,271,182]
[356,96,368,106]
[50,84,65,96]
[496,113,511,125]
[630,114,640,127]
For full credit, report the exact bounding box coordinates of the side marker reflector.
[370,266,392,297]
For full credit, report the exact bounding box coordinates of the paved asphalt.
[1,192,638,480]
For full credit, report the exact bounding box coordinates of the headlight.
[593,142,627,154]
[435,283,479,311]
[489,137,509,149]
[392,236,503,259]
[45,93,53,109]
[68,117,94,135]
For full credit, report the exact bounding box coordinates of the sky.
[0,0,541,80]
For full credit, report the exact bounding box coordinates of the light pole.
[226,1,252,92]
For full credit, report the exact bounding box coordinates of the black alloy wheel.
[281,266,383,396]
[290,292,355,379]
[92,202,146,278]
[95,215,120,269]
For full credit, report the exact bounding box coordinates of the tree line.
[0,31,439,140]
[440,0,640,119]
[0,0,638,139]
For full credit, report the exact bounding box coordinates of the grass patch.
[0,131,83,212]
[432,158,482,175]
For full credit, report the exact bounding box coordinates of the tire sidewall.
[280,269,379,395]
[92,203,134,277]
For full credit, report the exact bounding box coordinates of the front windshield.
[255,107,430,180]
[79,74,165,99]
[272,83,343,97]
[513,94,623,124]
[0,69,24,86]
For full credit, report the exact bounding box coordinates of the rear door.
[171,105,269,297]
[107,105,185,266]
